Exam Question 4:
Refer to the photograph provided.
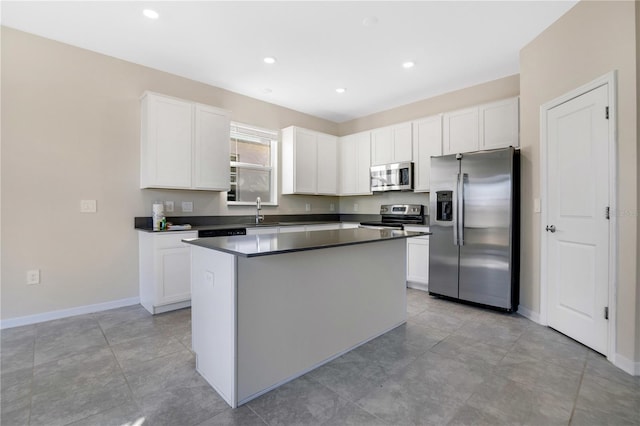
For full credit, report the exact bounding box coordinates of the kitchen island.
[184,227,426,408]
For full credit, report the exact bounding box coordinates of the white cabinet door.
[393,122,413,163]
[339,131,371,195]
[295,128,318,194]
[158,246,192,304]
[339,134,358,195]
[443,106,479,155]
[371,127,393,166]
[479,97,519,150]
[371,124,412,166]
[141,93,193,188]
[140,92,230,190]
[139,230,197,314]
[356,132,372,194]
[412,115,442,192]
[406,237,429,285]
[194,103,231,190]
[317,133,337,195]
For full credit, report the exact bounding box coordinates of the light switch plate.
[305,203,311,212]
[353,203,359,212]
[80,200,97,213]
[329,203,335,212]
[534,198,541,213]
[27,269,40,285]
[182,201,193,213]
[165,201,174,213]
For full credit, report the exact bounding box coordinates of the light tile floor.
[1,289,638,425]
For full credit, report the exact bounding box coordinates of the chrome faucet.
[255,197,264,224]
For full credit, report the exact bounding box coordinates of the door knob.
[545,225,556,233]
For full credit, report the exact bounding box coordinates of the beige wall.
[338,75,520,136]
[1,27,339,320]
[520,0,638,362]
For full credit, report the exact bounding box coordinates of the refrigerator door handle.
[453,173,460,246]
[459,173,468,245]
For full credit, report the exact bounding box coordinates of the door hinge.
[605,106,609,119]
[605,206,610,220]
[604,307,609,320]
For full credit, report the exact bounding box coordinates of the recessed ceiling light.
[336,88,346,94]
[362,16,379,27]
[263,88,273,94]
[143,9,159,20]
[263,57,277,64]
[402,61,415,69]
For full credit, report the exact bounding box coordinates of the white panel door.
[443,107,479,155]
[480,97,520,150]
[545,84,610,354]
[393,123,413,162]
[316,133,337,195]
[371,127,393,165]
[412,115,442,192]
[193,104,230,190]
[152,96,193,187]
[295,129,318,194]
[157,247,191,305]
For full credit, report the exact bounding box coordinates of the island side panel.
[190,245,237,407]
[236,239,407,404]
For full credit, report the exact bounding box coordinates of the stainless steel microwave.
[370,162,414,192]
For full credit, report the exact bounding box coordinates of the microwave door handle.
[453,173,459,246]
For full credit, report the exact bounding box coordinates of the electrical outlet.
[305,203,311,212]
[329,203,335,212]
[27,269,40,285]
[80,200,97,213]
[534,198,541,213]
[182,201,193,213]
[165,201,174,213]
[354,203,359,212]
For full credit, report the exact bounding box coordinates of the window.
[227,122,278,205]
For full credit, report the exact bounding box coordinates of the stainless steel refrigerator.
[429,147,519,311]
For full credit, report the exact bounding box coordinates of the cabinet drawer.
[153,231,197,249]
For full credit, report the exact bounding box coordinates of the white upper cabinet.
[281,126,338,195]
[338,131,371,196]
[443,106,479,155]
[479,97,519,150]
[412,115,442,192]
[140,92,230,190]
[443,97,519,155]
[371,122,412,165]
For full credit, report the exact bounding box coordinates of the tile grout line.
[567,355,588,425]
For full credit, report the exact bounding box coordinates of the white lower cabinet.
[404,226,429,291]
[139,231,197,314]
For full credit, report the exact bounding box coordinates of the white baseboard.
[0,297,140,329]
[517,305,541,324]
[611,352,640,376]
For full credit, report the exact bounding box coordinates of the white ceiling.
[1,1,577,123]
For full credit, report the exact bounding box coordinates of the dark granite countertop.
[182,228,429,258]
[134,214,380,233]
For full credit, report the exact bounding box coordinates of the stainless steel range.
[360,204,426,230]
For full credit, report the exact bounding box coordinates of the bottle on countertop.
[152,202,165,231]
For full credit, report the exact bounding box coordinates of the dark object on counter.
[198,228,246,238]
